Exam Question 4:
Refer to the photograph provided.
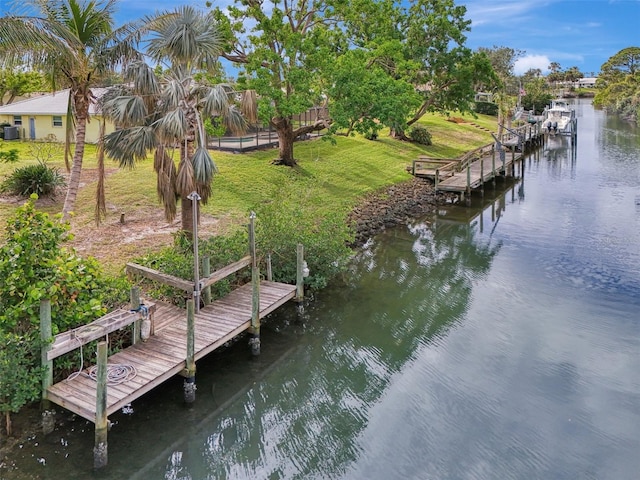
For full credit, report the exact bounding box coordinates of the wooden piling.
[94,341,108,469]
[296,243,305,301]
[266,253,273,282]
[466,165,471,205]
[480,159,484,195]
[184,299,196,403]
[202,256,211,306]
[130,287,141,345]
[40,299,52,405]
[248,212,261,356]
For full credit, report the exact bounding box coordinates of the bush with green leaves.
[0,161,66,197]
[0,196,130,426]
[133,180,354,301]
[253,181,354,290]
[409,126,433,146]
[474,101,499,116]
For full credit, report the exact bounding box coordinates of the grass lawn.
[0,112,497,274]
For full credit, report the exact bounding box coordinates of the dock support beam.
[94,341,108,469]
[202,256,211,306]
[131,286,141,344]
[248,212,261,356]
[296,243,305,302]
[40,299,56,434]
[184,299,196,403]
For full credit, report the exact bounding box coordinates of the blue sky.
[3,0,638,77]
[113,0,639,77]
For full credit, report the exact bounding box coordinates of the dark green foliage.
[0,162,66,197]
[0,197,130,418]
[253,182,354,290]
[0,331,45,418]
[474,101,499,116]
[409,126,433,146]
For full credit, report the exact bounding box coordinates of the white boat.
[541,99,576,135]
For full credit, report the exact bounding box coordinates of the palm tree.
[101,6,246,235]
[0,0,140,218]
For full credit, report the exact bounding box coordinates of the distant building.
[0,88,113,142]
[576,77,597,88]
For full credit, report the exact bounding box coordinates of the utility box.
[3,126,19,140]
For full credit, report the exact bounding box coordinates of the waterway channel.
[3,99,639,479]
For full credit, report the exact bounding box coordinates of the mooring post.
[184,299,196,403]
[266,253,273,282]
[248,212,261,356]
[202,256,211,306]
[94,341,108,469]
[466,165,471,206]
[480,159,484,196]
[130,286,141,345]
[40,299,56,434]
[435,169,439,190]
[295,243,305,302]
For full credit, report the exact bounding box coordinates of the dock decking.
[46,280,296,422]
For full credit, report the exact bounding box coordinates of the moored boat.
[541,99,576,135]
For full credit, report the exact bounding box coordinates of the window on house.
[13,115,22,126]
[52,116,63,127]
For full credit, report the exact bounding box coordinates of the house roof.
[0,88,107,116]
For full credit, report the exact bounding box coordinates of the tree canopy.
[594,47,640,121]
[213,0,495,165]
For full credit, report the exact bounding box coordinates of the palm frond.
[153,147,178,221]
[175,157,195,197]
[145,5,222,67]
[102,95,148,126]
[153,108,188,142]
[201,84,234,116]
[224,105,248,136]
[103,126,157,168]
[240,90,258,124]
[191,147,217,185]
[125,61,160,96]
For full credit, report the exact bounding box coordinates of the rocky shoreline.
[347,177,457,246]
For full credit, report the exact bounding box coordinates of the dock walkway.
[46,281,296,422]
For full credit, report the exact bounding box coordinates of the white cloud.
[514,55,551,75]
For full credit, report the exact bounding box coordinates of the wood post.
[435,169,439,190]
[248,212,261,356]
[184,299,196,403]
[466,165,471,206]
[94,341,108,469]
[202,256,211,306]
[40,299,53,404]
[492,154,496,188]
[480,159,484,196]
[130,287,141,345]
[266,253,273,281]
[40,299,56,435]
[296,243,304,302]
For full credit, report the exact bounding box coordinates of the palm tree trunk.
[62,93,89,219]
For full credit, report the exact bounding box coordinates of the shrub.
[0,197,130,424]
[409,126,432,146]
[0,162,66,197]
[474,101,499,116]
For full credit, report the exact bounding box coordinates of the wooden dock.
[45,281,296,422]
[39,213,306,468]
[410,120,545,200]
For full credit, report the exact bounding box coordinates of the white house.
[577,77,597,88]
[0,88,114,142]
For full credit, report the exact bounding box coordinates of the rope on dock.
[86,363,137,385]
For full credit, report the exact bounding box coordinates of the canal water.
[4,99,639,479]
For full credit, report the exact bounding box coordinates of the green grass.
[0,112,497,272]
